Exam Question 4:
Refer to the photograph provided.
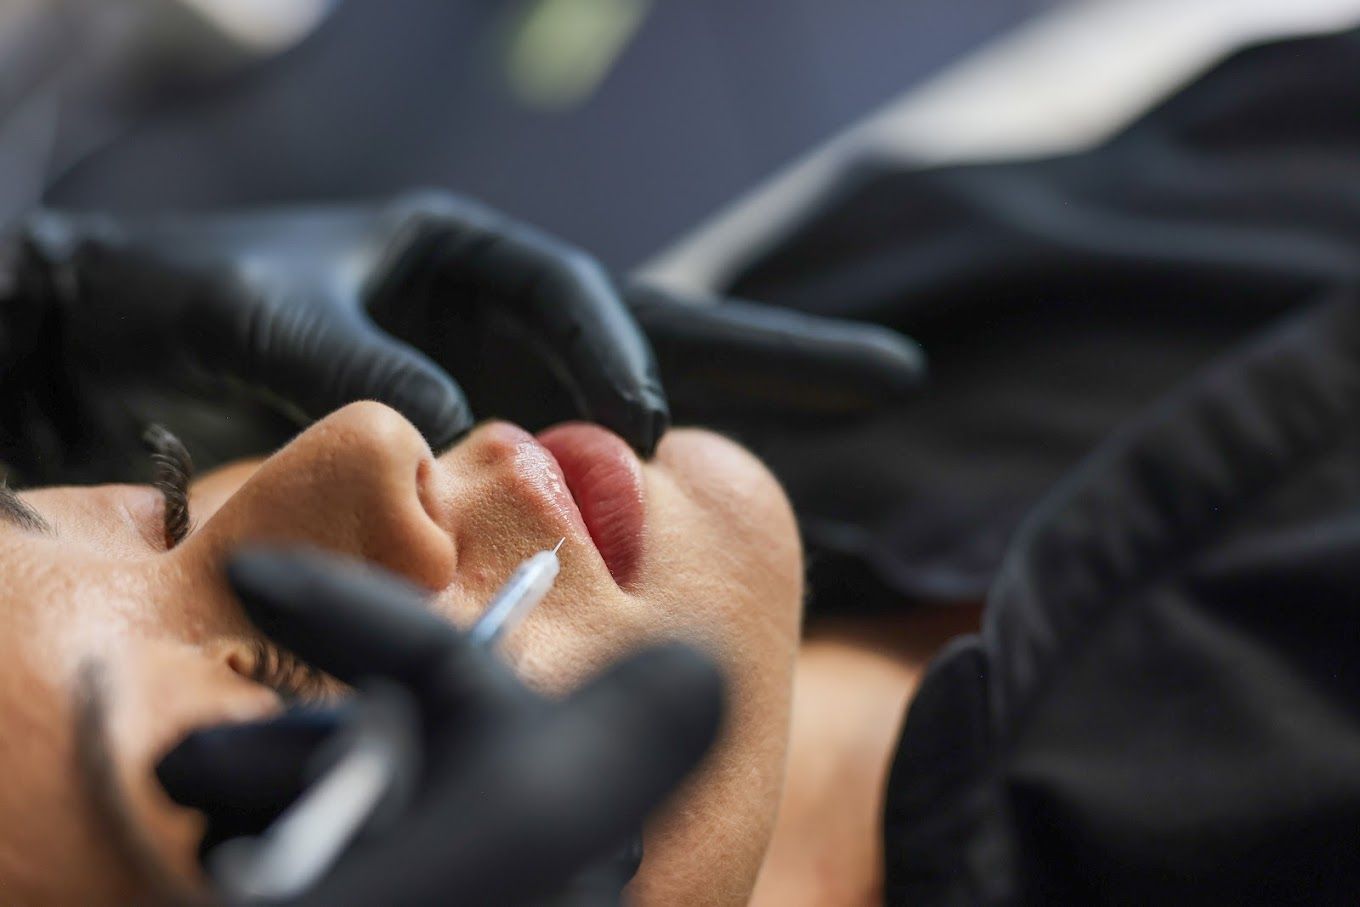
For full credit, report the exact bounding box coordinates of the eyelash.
[142,425,193,549]
[246,639,326,703]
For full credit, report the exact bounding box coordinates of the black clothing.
[718,27,1360,905]
[0,197,921,486]
[887,294,1360,903]
[724,28,1360,611]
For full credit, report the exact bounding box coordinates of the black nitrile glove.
[156,547,724,906]
[623,280,925,423]
[0,192,664,479]
[0,193,923,482]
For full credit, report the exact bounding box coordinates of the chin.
[627,427,804,905]
[648,427,803,597]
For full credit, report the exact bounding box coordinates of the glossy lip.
[487,421,645,585]
[537,422,646,586]
[489,423,592,544]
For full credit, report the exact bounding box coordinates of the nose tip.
[193,401,456,591]
[319,400,435,461]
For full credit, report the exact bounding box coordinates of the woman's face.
[0,403,802,905]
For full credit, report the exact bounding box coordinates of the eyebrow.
[0,483,53,535]
[73,659,198,903]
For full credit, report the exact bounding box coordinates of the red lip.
[537,423,645,585]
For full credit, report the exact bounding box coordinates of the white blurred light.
[644,0,1360,293]
[173,0,336,52]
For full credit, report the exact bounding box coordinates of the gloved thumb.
[293,644,724,907]
[226,298,472,449]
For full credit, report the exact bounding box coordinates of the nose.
[183,401,457,590]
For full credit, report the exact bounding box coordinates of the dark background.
[50,0,1059,270]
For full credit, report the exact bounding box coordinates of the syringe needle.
[467,541,564,648]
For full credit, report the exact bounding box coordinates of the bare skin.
[0,403,802,906]
[753,606,983,907]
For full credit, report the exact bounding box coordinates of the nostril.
[368,453,457,590]
[472,422,536,470]
[414,456,449,533]
[218,641,279,694]
[224,646,251,679]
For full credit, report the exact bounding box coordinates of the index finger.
[626,281,926,417]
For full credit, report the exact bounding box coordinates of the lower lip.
[537,423,646,585]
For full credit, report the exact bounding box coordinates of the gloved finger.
[398,200,669,455]
[217,294,472,450]
[226,546,525,713]
[156,707,347,852]
[292,643,724,907]
[46,224,475,450]
[479,237,669,456]
[625,281,926,417]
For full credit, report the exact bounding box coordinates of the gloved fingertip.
[155,730,211,807]
[813,321,928,402]
[632,393,671,459]
[582,374,670,456]
[155,709,343,809]
[389,367,473,453]
[224,543,342,641]
[225,546,310,630]
[874,330,929,397]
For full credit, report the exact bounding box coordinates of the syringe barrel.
[468,550,561,647]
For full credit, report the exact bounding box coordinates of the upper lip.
[503,426,592,545]
[536,423,646,586]
[467,421,646,586]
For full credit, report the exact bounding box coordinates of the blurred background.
[9,0,1360,276]
[0,0,1104,269]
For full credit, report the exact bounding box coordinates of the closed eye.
[143,425,194,549]
[0,482,53,535]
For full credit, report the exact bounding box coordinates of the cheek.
[104,641,282,886]
[0,644,124,904]
[642,429,804,651]
[624,430,804,901]
[0,560,274,904]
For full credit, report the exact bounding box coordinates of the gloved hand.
[0,192,923,482]
[156,547,724,906]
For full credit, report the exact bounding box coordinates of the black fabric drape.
[790,27,1360,904]
[885,287,1360,904]
[722,28,1360,613]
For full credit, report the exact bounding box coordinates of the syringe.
[466,538,564,648]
